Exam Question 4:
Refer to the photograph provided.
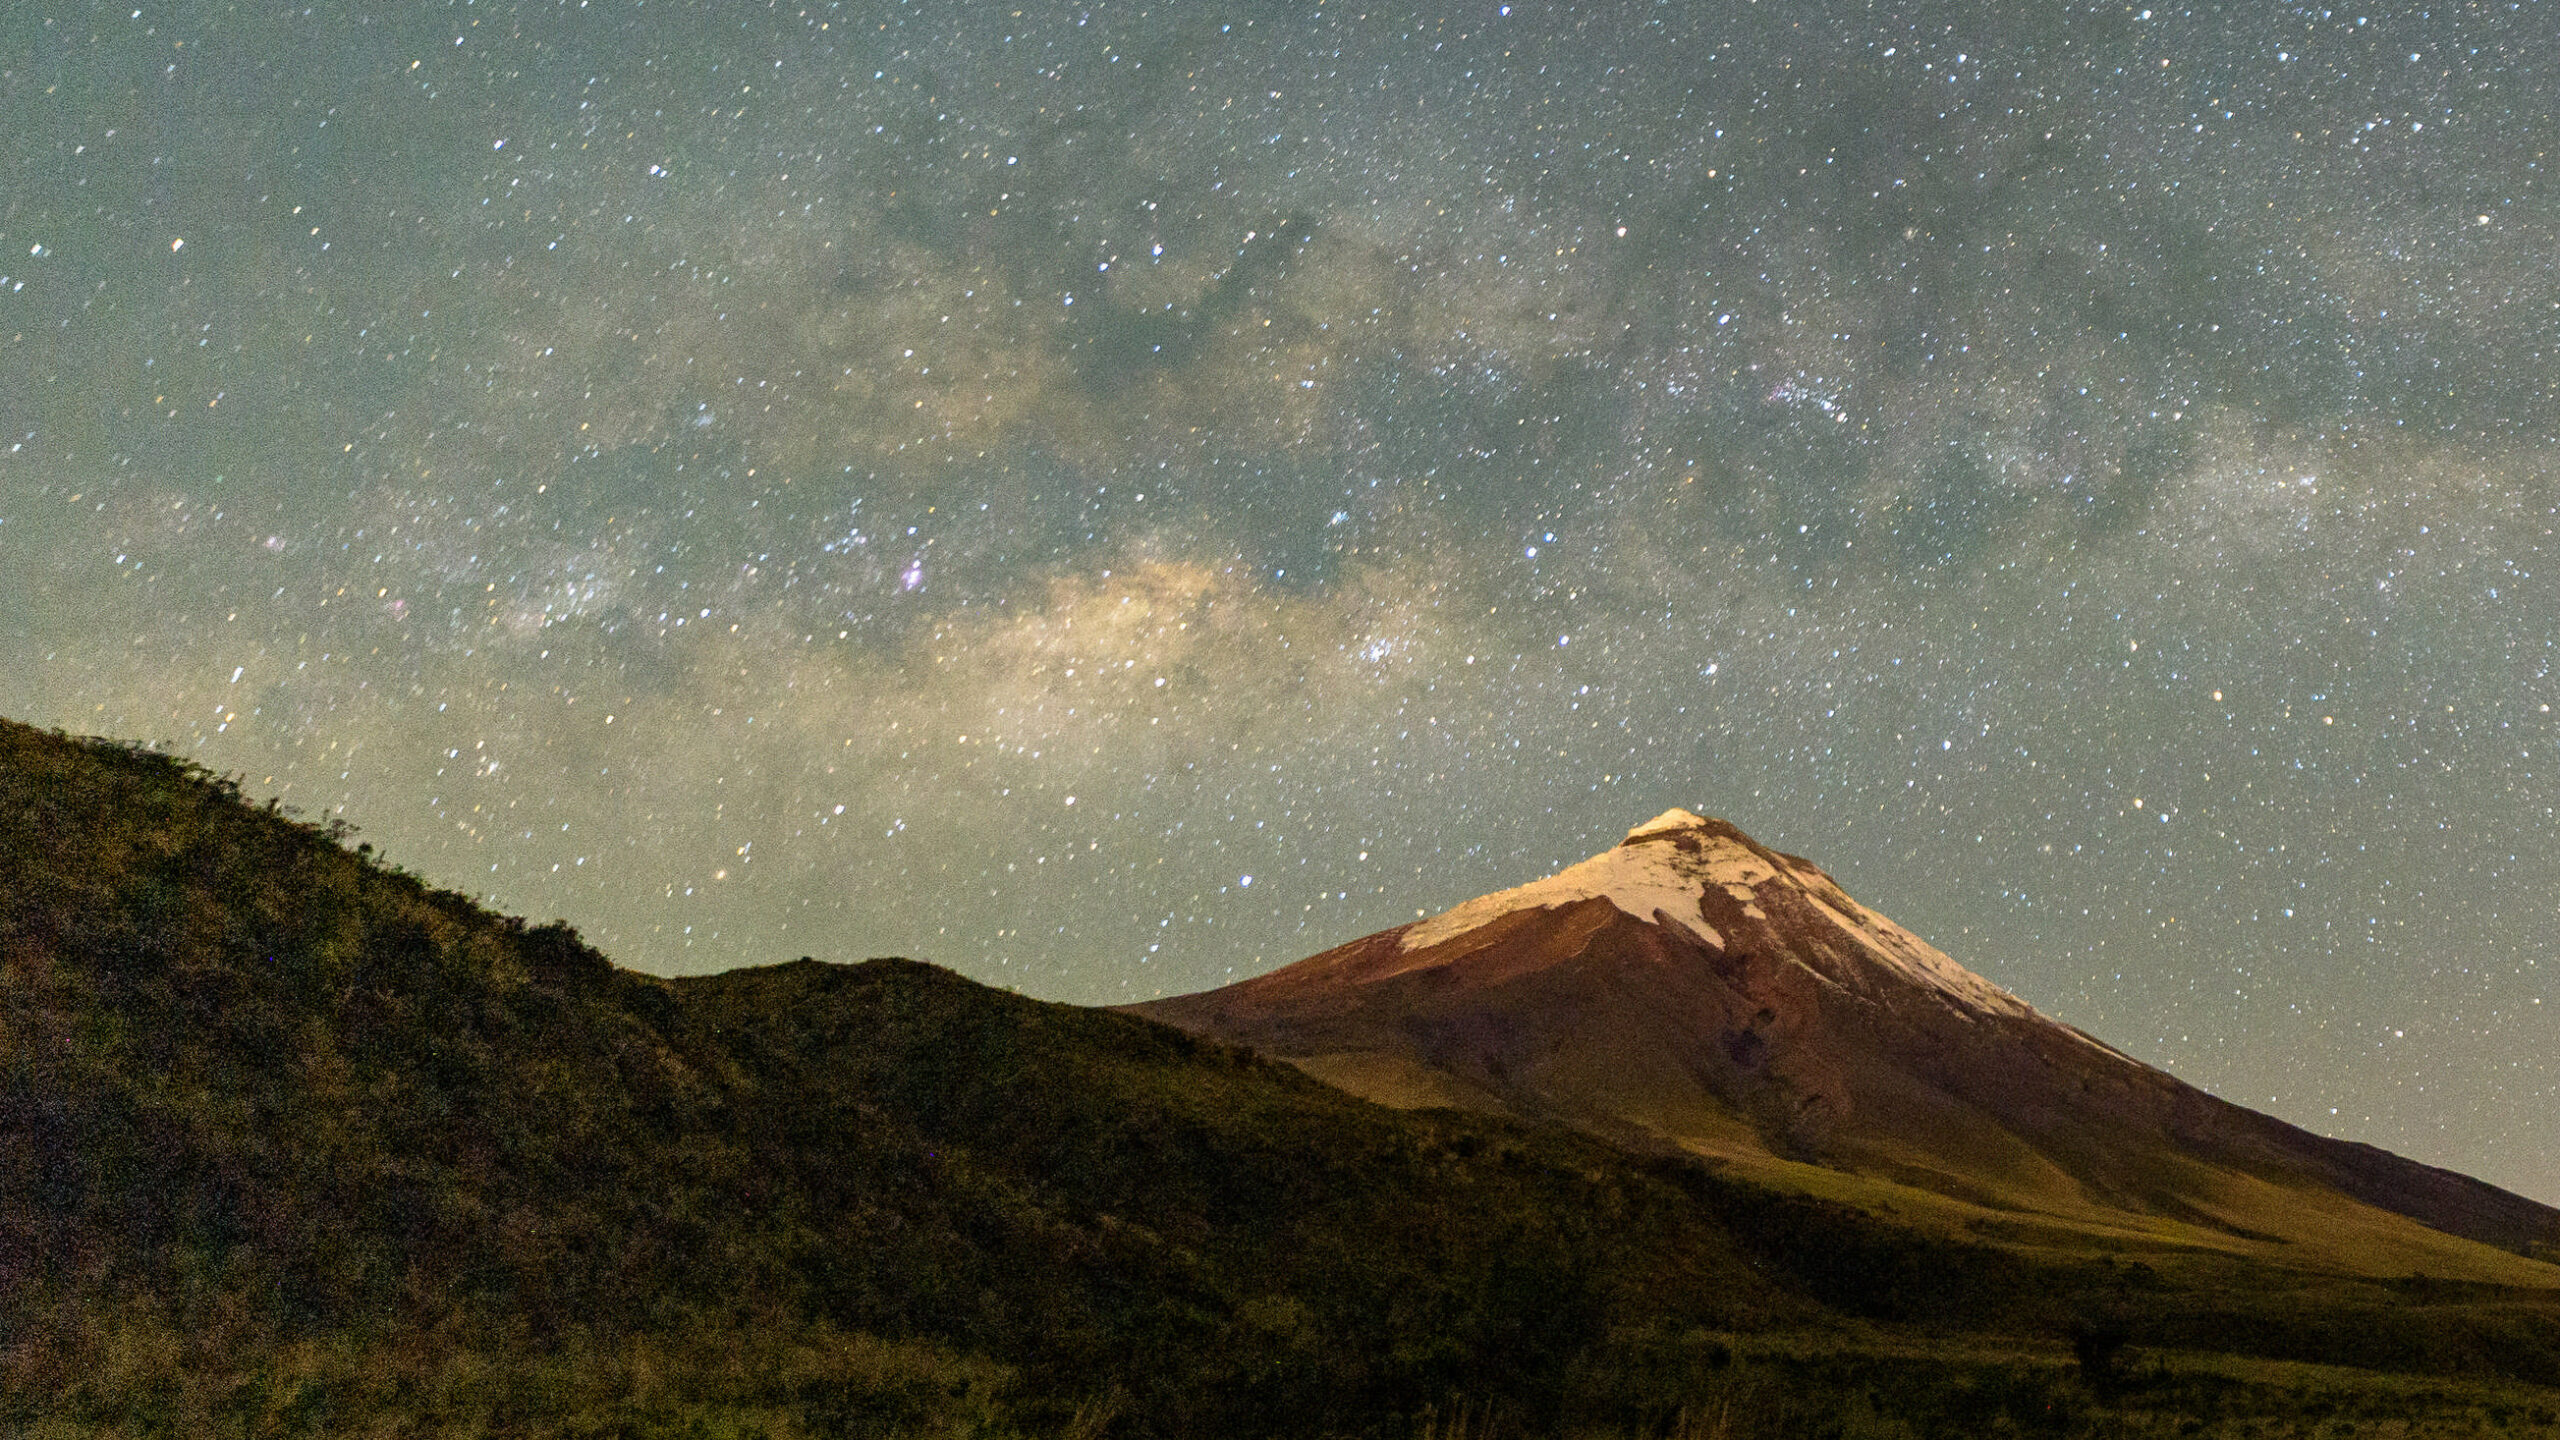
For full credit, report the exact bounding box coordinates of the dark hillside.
[0,719,1790,1434]
[0,720,718,1330]
[679,958,1787,1430]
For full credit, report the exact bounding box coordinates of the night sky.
[5,0,2556,1202]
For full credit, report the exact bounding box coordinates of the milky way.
[4,0,2556,1201]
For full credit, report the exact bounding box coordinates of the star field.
[3,0,2555,1201]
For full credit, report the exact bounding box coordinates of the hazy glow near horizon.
[3,0,2555,1203]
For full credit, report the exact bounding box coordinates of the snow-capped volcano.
[1133,809,2560,1277]
[1398,808,2036,1025]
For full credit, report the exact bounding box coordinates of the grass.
[18,1323,2560,1439]
[1554,1335,2560,1440]
[6,1306,1023,1439]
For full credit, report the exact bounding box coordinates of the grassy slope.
[0,720,1784,1434]
[4,719,2557,1438]
[678,958,1794,1430]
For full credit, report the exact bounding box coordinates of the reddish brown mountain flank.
[1134,810,2560,1279]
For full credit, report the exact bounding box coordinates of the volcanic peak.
[1398,807,2035,1025]
[1622,806,1717,842]
[1138,805,2560,1275]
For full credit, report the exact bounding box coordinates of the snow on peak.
[1396,810,2041,1024]
[1400,812,1755,953]
[1781,876,2038,1022]
[1623,807,1711,842]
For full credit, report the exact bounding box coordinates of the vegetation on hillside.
[4,719,2556,1437]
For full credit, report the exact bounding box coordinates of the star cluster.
[3,0,2555,1200]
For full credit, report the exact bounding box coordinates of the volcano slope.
[1134,809,2560,1284]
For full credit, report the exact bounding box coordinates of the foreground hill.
[5,722,2559,1438]
[0,720,1794,1434]
[1135,810,2560,1284]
